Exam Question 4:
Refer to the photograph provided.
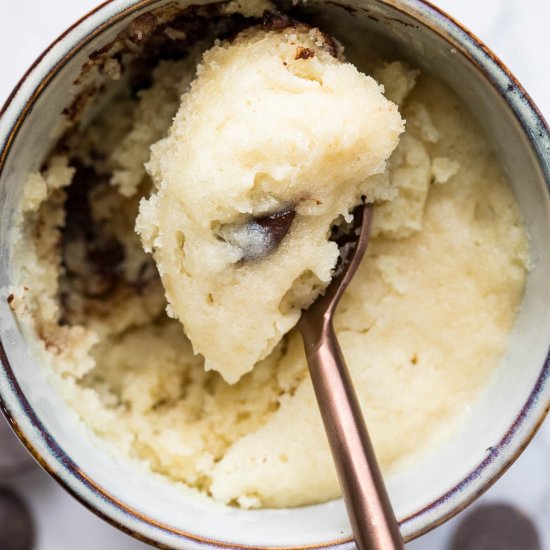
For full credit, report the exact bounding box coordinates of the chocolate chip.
[238,209,296,261]
[218,208,296,262]
[0,416,35,478]
[253,209,296,251]
[0,489,35,550]
[295,47,315,60]
[450,503,540,550]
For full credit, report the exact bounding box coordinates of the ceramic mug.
[0,0,549,548]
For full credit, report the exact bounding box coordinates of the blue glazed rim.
[0,0,549,548]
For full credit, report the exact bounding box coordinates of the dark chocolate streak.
[62,161,125,299]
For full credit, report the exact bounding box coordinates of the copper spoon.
[298,201,404,550]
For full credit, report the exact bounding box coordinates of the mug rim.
[0,0,549,548]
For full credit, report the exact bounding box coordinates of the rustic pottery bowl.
[1,0,549,548]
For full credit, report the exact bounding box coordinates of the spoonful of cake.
[137,17,405,383]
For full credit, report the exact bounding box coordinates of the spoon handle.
[300,319,404,550]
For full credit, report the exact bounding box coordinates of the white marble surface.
[1,0,549,548]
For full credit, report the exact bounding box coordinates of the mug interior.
[0,0,549,548]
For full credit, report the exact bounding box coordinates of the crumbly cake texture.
[136,25,405,383]
[8,24,528,508]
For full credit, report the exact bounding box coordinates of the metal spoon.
[298,201,404,550]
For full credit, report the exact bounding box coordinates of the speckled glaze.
[0,1,549,549]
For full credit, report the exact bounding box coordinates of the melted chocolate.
[252,209,296,252]
[62,161,125,299]
[219,208,296,262]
